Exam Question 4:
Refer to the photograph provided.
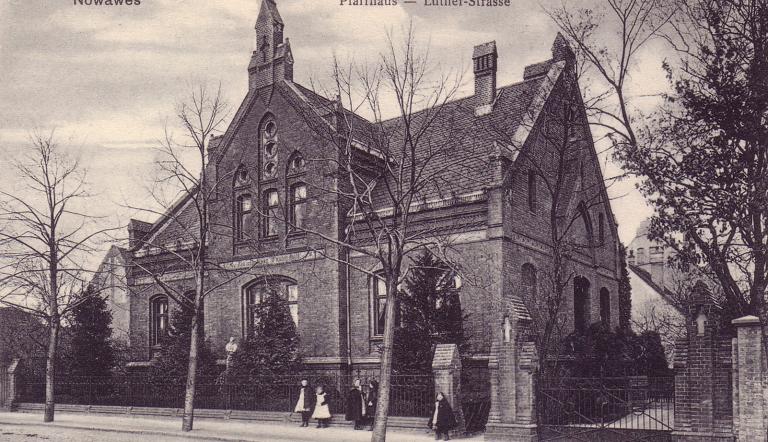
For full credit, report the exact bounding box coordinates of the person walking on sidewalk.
[294,378,314,427]
[346,378,366,430]
[312,385,331,428]
[366,379,379,431]
[428,392,457,441]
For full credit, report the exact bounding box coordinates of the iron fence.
[18,373,435,418]
[537,376,674,434]
[0,364,8,406]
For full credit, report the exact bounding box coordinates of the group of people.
[293,378,458,440]
[293,378,379,430]
[345,378,379,430]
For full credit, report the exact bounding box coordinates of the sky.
[0,0,671,265]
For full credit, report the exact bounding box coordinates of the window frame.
[149,295,169,348]
[262,189,280,238]
[243,277,299,337]
[370,274,389,338]
[289,182,307,231]
[234,193,252,242]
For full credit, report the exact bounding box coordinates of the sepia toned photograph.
[0,0,766,441]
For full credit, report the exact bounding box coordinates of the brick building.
[105,0,623,378]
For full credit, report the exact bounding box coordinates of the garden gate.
[537,376,674,441]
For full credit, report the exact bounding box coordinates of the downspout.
[345,246,353,372]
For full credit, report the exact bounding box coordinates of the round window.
[264,121,277,138]
[238,169,248,182]
[264,162,277,177]
[265,142,277,157]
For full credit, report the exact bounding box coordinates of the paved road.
[0,423,204,441]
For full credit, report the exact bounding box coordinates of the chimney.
[473,41,498,116]
[128,219,152,250]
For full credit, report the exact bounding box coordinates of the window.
[263,189,279,237]
[637,247,646,264]
[150,296,169,347]
[527,170,537,212]
[289,154,305,173]
[574,276,590,334]
[244,278,299,335]
[600,288,611,327]
[261,117,278,161]
[598,213,605,243]
[287,284,299,326]
[371,275,389,337]
[235,194,252,241]
[290,183,307,230]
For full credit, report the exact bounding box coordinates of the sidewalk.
[0,411,482,441]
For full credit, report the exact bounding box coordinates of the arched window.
[244,277,299,335]
[287,151,306,175]
[573,276,590,334]
[527,169,537,212]
[600,288,611,326]
[262,189,280,237]
[521,263,537,299]
[289,183,307,230]
[371,274,389,337]
[150,295,169,347]
[235,194,252,241]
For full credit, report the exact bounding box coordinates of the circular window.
[238,169,248,182]
[265,142,277,157]
[264,162,277,177]
[292,156,305,170]
[264,121,277,138]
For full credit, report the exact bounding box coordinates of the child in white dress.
[311,385,331,428]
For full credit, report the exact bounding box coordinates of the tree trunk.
[181,301,201,432]
[371,277,399,442]
[44,317,59,423]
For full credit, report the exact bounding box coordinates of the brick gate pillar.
[6,359,21,410]
[432,344,465,436]
[672,285,735,441]
[484,303,538,441]
[732,315,768,441]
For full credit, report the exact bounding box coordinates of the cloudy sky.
[0,0,670,259]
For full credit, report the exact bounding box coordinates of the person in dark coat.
[345,378,366,430]
[366,379,379,431]
[428,392,457,441]
[294,378,315,427]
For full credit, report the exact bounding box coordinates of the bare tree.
[282,25,470,441]
[483,48,618,375]
[124,84,239,431]
[0,131,115,422]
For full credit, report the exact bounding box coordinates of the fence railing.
[18,373,435,418]
[0,364,8,407]
[537,376,675,432]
